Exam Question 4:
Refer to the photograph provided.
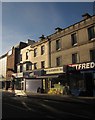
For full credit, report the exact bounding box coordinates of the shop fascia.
[69,61,95,70]
[44,66,64,74]
[12,72,34,78]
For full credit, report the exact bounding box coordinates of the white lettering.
[86,63,90,69]
[81,63,86,69]
[78,64,82,70]
[71,62,95,70]
[90,62,95,68]
[75,65,79,70]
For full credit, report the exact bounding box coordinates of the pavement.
[2,89,95,105]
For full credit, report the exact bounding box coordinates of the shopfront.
[12,72,23,90]
[14,69,46,93]
[43,67,65,94]
[67,61,95,96]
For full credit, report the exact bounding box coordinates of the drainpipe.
[47,37,51,68]
[24,78,26,92]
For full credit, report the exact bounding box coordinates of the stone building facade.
[4,13,95,96]
[48,13,95,67]
[46,13,95,96]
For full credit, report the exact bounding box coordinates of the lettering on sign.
[45,67,63,74]
[70,62,95,70]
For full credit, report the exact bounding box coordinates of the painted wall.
[0,56,7,79]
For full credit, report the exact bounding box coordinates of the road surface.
[2,91,94,120]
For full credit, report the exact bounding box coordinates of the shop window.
[71,33,77,46]
[56,56,61,66]
[72,53,79,64]
[88,26,95,40]
[41,45,45,55]
[34,48,37,57]
[34,63,37,69]
[41,61,45,68]
[90,49,95,61]
[56,39,61,50]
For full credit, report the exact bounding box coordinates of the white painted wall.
[0,56,7,79]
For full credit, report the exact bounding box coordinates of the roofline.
[0,53,7,59]
[47,14,95,38]
[30,38,48,48]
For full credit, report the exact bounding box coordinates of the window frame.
[56,56,61,67]
[41,45,45,55]
[88,26,95,40]
[34,48,37,57]
[20,65,23,72]
[26,52,29,60]
[56,39,61,50]
[34,63,37,69]
[71,33,77,46]
[41,61,45,68]
[72,53,79,64]
[20,54,22,61]
[90,49,95,61]
[17,65,20,73]
[23,64,26,71]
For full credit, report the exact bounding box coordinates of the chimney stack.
[55,27,62,32]
[82,13,91,20]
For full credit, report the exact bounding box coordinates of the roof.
[47,14,94,39]
[0,53,7,59]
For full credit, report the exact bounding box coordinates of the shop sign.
[17,73,23,77]
[12,73,23,78]
[45,67,64,74]
[69,61,95,70]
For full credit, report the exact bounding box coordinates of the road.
[2,91,95,120]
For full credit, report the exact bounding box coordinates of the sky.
[1,1,94,56]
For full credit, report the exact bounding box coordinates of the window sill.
[72,43,78,47]
[89,38,95,42]
[41,53,45,55]
[56,48,61,51]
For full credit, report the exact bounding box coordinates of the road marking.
[4,102,28,111]
[40,103,92,119]
[43,100,49,102]
[22,102,32,111]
